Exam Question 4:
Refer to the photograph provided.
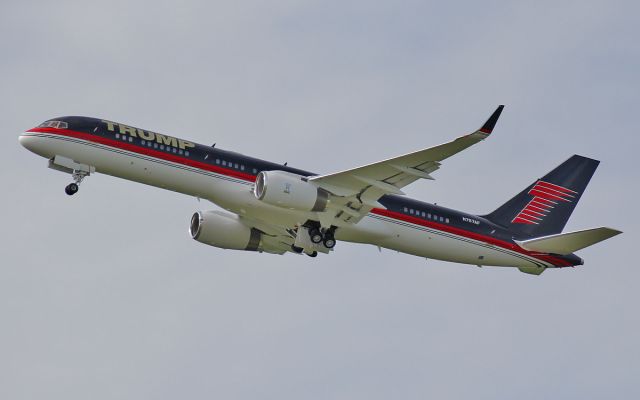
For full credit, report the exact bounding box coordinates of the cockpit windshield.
[38,120,68,129]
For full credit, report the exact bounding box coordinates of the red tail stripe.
[536,180,577,194]
[527,203,551,212]
[513,217,538,225]
[529,189,572,202]
[530,200,554,208]
[532,197,557,205]
[533,184,575,199]
[522,207,546,217]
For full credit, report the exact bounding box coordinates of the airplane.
[18,106,621,275]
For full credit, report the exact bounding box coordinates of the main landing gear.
[292,223,337,256]
[65,170,89,196]
[308,227,336,249]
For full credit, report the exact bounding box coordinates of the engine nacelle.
[190,210,262,251]
[254,170,328,212]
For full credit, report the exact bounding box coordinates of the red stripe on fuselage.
[370,209,572,267]
[29,127,573,267]
[29,127,257,182]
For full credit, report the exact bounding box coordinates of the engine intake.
[254,170,328,212]
[190,210,262,251]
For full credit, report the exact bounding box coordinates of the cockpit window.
[38,120,68,129]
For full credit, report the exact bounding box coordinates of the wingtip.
[605,227,623,236]
[479,105,504,134]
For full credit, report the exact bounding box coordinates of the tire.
[291,245,304,254]
[309,228,323,244]
[65,183,78,196]
[323,236,336,249]
[306,251,318,258]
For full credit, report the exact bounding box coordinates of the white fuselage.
[19,130,559,269]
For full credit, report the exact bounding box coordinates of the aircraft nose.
[19,132,52,158]
[19,133,31,149]
[19,133,38,151]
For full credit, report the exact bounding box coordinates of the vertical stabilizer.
[483,155,599,238]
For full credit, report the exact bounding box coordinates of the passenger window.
[216,159,220,164]
[446,218,449,223]
[222,161,227,166]
[185,151,190,156]
[403,207,408,213]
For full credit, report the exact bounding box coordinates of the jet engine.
[190,210,262,251]
[254,170,328,212]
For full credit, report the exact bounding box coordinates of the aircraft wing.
[238,215,296,254]
[308,106,504,226]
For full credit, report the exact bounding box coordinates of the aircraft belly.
[371,217,546,268]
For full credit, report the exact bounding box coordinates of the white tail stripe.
[531,186,575,200]
[537,180,578,194]
[520,212,543,220]
[530,200,555,209]
[527,203,551,212]
[534,186,576,198]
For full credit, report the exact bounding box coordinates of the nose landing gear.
[64,170,89,196]
[48,156,94,197]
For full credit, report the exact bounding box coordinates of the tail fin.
[483,155,600,238]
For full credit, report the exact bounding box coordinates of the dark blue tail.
[483,155,600,238]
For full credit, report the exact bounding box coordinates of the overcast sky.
[1,1,638,399]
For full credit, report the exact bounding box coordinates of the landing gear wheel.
[65,183,79,196]
[291,245,304,254]
[306,251,318,258]
[323,235,336,249]
[309,228,323,244]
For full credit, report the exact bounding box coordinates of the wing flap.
[515,227,622,255]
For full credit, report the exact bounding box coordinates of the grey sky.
[1,1,638,399]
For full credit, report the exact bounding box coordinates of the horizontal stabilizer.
[515,227,622,255]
